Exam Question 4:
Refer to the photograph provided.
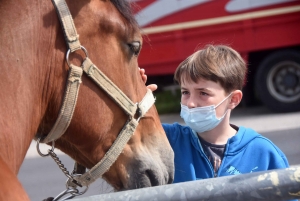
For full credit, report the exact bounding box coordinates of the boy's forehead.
[181,77,210,86]
[181,77,225,92]
[180,74,199,85]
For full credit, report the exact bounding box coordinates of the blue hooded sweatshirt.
[162,123,290,183]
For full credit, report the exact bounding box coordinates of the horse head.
[0,0,174,199]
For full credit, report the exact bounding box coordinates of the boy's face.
[180,78,231,118]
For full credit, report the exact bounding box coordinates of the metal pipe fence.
[73,165,300,201]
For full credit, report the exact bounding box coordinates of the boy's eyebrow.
[196,87,208,91]
[181,87,211,92]
[196,88,212,93]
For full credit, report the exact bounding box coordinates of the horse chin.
[123,160,174,190]
[113,170,165,191]
[104,172,156,191]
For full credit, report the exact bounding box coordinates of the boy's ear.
[229,90,243,109]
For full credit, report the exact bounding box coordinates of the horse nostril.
[145,170,159,186]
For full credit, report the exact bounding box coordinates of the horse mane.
[110,0,139,28]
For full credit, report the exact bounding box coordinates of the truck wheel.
[255,50,300,113]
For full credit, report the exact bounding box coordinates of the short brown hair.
[174,45,246,94]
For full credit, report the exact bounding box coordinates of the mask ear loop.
[213,92,233,120]
[214,92,233,109]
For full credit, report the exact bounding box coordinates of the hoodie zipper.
[193,133,215,177]
[193,130,230,178]
[216,141,230,177]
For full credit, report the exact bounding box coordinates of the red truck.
[131,0,300,113]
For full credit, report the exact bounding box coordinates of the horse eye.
[129,42,141,56]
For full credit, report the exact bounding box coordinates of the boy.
[140,45,291,183]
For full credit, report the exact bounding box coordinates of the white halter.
[40,0,155,187]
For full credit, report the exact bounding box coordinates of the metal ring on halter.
[36,137,55,157]
[70,185,88,196]
[66,46,89,67]
[53,188,78,201]
[66,174,89,195]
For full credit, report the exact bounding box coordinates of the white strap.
[138,89,155,117]
[82,58,138,117]
[52,0,81,52]
[42,65,83,143]
[75,119,138,186]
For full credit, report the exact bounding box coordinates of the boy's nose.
[187,98,197,109]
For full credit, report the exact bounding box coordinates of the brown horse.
[0,0,174,200]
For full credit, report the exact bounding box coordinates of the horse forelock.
[110,0,139,29]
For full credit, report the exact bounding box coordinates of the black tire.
[255,49,300,113]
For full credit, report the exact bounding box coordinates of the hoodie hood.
[226,126,260,155]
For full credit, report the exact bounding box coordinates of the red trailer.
[132,0,300,112]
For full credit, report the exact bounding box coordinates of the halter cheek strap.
[40,0,155,187]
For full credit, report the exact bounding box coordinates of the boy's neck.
[197,115,236,145]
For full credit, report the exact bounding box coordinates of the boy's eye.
[200,91,208,96]
[181,91,189,95]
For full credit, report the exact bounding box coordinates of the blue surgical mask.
[180,93,232,133]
